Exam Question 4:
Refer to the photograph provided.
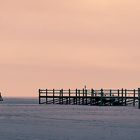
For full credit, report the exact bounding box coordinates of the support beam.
[39,89,41,104]
[133,89,135,106]
[100,89,103,106]
[138,88,140,109]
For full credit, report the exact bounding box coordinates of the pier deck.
[39,88,140,108]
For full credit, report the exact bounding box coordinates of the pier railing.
[38,88,140,108]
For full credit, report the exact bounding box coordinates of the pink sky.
[0,0,140,97]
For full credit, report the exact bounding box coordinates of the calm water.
[0,98,140,140]
[0,97,38,105]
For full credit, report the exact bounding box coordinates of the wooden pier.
[39,88,140,109]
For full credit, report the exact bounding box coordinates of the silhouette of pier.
[39,88,140,109]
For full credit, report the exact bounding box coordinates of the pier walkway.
[39,88,140,109]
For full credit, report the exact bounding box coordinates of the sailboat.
[0,92,3,101]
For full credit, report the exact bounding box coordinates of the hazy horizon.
[0,0,140,97]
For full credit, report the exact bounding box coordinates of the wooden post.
[93,89,95,104]
[59,89,61,104]
[76,89,78,104]
[91,89,94,97]
[110,90,112,106]
[85,89,88,105]
[82,89,84,105]
[62,89,63,104]
[138,88,140,109]
[122,88,124,105]
[133,89,136,106]
[118,89,120,105]
[46,89,48,104]
[39,89,41,104]
[69,89,71,104]
[100,89,103,106]
[125,89,127,106]
[53,89,55,104]
[78,90,81,105]
[66,97,68,105]
[91,89,94,105]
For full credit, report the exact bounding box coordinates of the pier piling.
[39,89,41,104]
[138,88,140,109]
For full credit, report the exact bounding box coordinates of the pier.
[39,88,140,109]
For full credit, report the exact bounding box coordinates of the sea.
[0,97,140,140]
[1,97,38,105]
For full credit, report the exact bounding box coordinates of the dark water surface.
[0,97,38,105]
[0,97,140,140]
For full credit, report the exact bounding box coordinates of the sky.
[0,0,140,97]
